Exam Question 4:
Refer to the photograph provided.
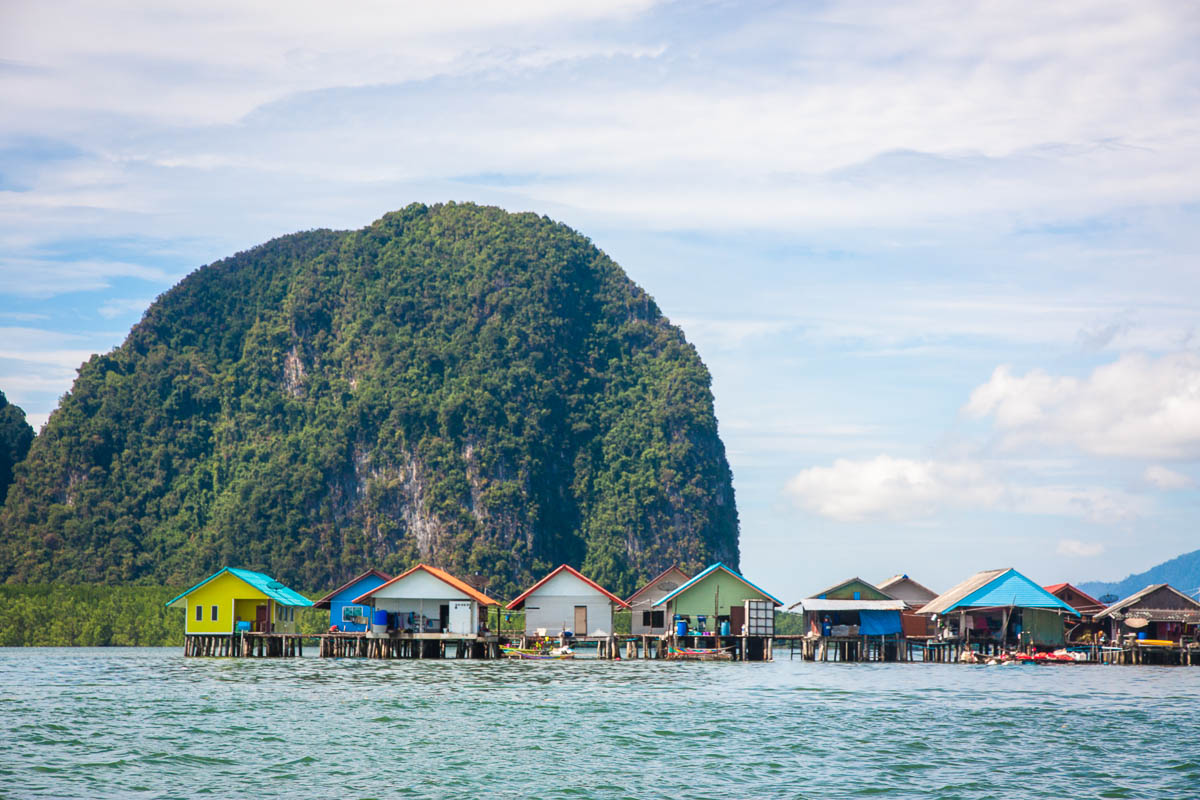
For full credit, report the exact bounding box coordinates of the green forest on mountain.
[0,203,739,608]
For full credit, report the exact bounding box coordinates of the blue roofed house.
[312,569,392,632]
[917,568,1080,648]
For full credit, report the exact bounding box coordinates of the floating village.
[168,561,1200,666]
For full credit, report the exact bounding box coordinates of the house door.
[730,604,746,635]
[449,601,474,635]
[255,604,268,633]
[574,605,588,636]
[438,604,450,633]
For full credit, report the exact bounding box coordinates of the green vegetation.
[0,585,183,646]
[0,390,34,505]
[0,585,337,646]
[774,610,806,636]
[0,203,738,601]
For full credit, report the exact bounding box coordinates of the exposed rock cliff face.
[0,203,739,598]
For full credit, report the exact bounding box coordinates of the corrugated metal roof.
[919,568,1078,616]
[788,599,907,612]
[916,569,1007,615]
[506,565,629,610]
[354,564,500,607]
[1094,583,1200,620]
[651,563,783,607]
[312,568,393,609]
[165,567,313,608]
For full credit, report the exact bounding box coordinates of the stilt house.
[788,577,907,638]
[1094,584,1200,643]
[166,567,312,635]
[877,574,938,609]
[652,563,782,635]
[627,565,690,635]
[1043,582,1108,643]
[917,568,1079,648]
[507,565,629,637]
[312,569,392,632]
[352,564,499,636]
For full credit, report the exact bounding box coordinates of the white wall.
[629,571,687,635]
[372,570,471,601]
[520,571,619,636]
[373,597,480,635]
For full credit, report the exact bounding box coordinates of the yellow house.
[166,567,312,635]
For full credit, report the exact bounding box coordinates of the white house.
[507,564,629,637]
[352,564,498,636]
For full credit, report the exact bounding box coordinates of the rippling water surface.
[3,647,1198,799]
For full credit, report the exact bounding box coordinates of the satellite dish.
[1125,617,1149,629]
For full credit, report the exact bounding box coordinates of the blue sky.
[2,0,1199,599]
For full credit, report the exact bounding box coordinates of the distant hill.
[0,390,34,504]
[1079,548,1200,602]
[0,203,740,599]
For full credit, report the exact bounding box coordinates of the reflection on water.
[2,647,1198,799]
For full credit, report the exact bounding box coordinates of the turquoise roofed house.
[653,563,782,637]
[165,567,313,637]
[917,568,1080,649]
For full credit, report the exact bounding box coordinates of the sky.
[2,0,1199,600]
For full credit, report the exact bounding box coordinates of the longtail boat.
[500,645,574,660]
[665,645,734,661]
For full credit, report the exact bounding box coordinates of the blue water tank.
[1137,631,1147,640]
[372,609,388,626]
[720,620,730,636]
[676,620,687,637]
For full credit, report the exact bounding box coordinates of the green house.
[652,563,782,634]
[811,576,893,602]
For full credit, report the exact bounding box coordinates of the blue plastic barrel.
[676,620,687,636]
[720,620,730,636]
[372,609,388,626]
[1137,631,1146,640]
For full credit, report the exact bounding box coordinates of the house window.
[342,605,365,622]
[211,605,218,621]
[651,611,665,628]
[195,605,203,621]
[642,611,652,627]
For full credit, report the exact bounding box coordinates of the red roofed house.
[353,564,499,637]
[1045,582,1108,643]
[1044,583,1107,618]
[507,565,630,638]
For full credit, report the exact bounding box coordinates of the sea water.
[2,647,1198,799]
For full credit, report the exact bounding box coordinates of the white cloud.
[98,297,153,319]
[782,454,1140,523]
[1056,539,1106,558]
[1144,464,1195,490]
[0,258,170,298]
[1,1,1197,237]
[965,352,1200,460]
